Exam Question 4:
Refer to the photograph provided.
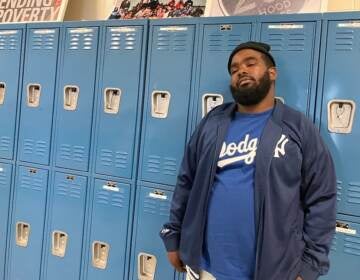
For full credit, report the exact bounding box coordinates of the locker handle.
[138,253,157,280]
[151,91,171,118]
[0,82,5,105]
[202,93,223,117]
[92,241,110,269]
[52,231,68,258]
[327,99,356,134]
[16,222,30,247]
[335,221,357,235]
[104,88,121,114]
[27,84,41,108]
[275,96,285,104]
[64,85,79,111]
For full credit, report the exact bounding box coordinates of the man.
[160,41,337,280]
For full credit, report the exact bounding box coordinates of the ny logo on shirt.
[274,134,289,158]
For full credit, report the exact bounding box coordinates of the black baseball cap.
[228,41,276,73]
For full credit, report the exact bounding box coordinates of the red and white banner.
[0,0,68,22]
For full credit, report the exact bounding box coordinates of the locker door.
[140,23,196,186]
[321,215,360,279]
[18,27,60,165]
[9,166,49,280]
[0,162,12,280]
[0,28,23,160]
[54,26,99,171]
[86,179,131,280]
[95,25,144,178]
[131,186,175,280]
[319,20,360,217]
[195,21,253,122]
[259,19,319,115]
[44,172,87,280]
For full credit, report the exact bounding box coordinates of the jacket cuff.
[160,232,180,252]
[299,260,320,280]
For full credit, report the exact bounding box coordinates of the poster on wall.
[205,0,326,17]
[0,0,69,23]
[109,0,206,19]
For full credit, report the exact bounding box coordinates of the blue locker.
[320,214,360,279]
[85,179,131,280]
[94,22,146,178]
[140,19,198,186]
[44,171,87,280]
[194,17,255,123]
[18,25,60,165]
[318,15,360,217]
[54,25,99,171]
[0,162,12,280]
[0,26,24,160]
[258,14,321,117]
[8,166,49,280]
[130,185,176,280]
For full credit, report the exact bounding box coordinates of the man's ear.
[268,67,277,81]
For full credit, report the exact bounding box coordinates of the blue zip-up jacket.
[160,101,337,280]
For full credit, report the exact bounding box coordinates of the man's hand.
[167,251,186,272]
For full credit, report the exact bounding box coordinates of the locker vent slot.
[31,30,56,50]
[20,169,44,192]
[16,222,30,247]
[59,144,86,164]
[344,235,360,256]
[336,181,342,202]
[0,136,10,154]
[68,28,95,50]
[92,242,110,269]
[156,29,189,52]
[0,82,5,105]
[138,253,157,280]
[52,231,68,257]
[0,30,19,50]
[334,28,355,51]
[330,235,337,252]
[99,150,128,169]
[266,31,306,51]
[143,192,171,216]
[348,182,360,205]
[207,33,244,51]
[96,186,125,208]
[23,139,47,157]
[27,84,41,107]
[56,179,82,199]
[109,28,137,50]
[146,155,177,176]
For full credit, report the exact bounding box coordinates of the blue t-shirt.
[202,109,272,280]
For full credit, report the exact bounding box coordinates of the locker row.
[0,11,358,280]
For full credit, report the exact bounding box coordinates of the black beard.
[230,71,271,106]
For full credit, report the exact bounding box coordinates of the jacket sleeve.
[299,122,337,280]
[159,122,201,252]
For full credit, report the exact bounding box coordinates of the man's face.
[229,49,276,106]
